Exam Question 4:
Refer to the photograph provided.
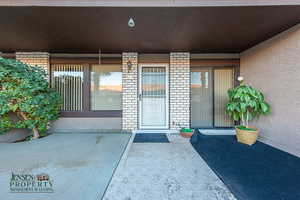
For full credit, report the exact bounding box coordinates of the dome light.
[128,18,135,28]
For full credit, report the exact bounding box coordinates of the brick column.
[122,52,138,131]
[170,52,190,130]
[16,52,50,81]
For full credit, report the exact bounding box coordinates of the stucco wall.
[240,24,300,157]
[49,118,122,133]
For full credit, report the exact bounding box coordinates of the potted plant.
[0,57,62,142]
[225,77,271,145]
[180,127,194,138]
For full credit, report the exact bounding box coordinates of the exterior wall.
[169,52,190,130]
[122,52,138,131]
[15,52,192,132]
[240,24,300,157]
[16,52,122,133]
[121,52,190,131]
[16,52,50,80]
[49,117,122,133]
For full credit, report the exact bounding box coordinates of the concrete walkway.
[0,133,130,200]
[103,135,236,200]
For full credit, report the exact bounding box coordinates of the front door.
[139,64,169,129]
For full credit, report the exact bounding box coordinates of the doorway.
[138,64,169,129]
[191,67,234,128]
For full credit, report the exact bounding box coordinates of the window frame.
[50,58,122,118]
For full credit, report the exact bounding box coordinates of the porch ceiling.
[0,6,299,53]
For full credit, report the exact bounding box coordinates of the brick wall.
[122,52,138,131]
[240,24,300,157]
[16,52,50,81]
[169,52,190,130]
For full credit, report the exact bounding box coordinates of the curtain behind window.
[91,64,122,110]
[51,64,83,111]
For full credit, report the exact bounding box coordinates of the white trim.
[138,63,169,130]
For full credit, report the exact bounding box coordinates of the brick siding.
[16,52,50,81]
[169,52,190,130]
[122,52,138,131]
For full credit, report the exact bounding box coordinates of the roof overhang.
[0,5,299,53]
[1,0,300,7]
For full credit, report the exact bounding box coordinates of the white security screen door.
[139,64,169,129]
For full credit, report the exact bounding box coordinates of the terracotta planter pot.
[236,127,258,145]
[0,128,31,143]
[180,130,194,138]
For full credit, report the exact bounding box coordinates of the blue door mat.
[190,130,300,200]
[133,133,169,143]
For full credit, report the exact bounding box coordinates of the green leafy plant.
[226,81,271,129]
[0,57,62,139]
[180,128,193,133]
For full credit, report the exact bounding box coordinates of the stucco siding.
[240,24,300,157]
[49,118,122,133]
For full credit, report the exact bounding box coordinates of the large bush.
[0,57,61,139]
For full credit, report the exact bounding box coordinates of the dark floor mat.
[190,130,300,200]
[133,133,169,143]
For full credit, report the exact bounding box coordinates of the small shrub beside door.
[180,128,194,138]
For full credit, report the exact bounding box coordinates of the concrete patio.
[0,133,130,200]
[103,135,236,200]
[0,132,238,200]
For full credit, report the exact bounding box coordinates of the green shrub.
[180,128,193,133]
[0,57,62,138]
[235,125,257,131]
[226,82,271,127]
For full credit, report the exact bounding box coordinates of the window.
[191,67,234,128]
[50,61,122,117]
[51,64,84,111]
[191,69,213,127]
[91,64,122,110]
[214,69,234,127]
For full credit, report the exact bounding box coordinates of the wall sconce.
[237,76,244,82]
[127,60,132,71]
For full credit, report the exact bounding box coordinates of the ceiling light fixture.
[128,18,135,28]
